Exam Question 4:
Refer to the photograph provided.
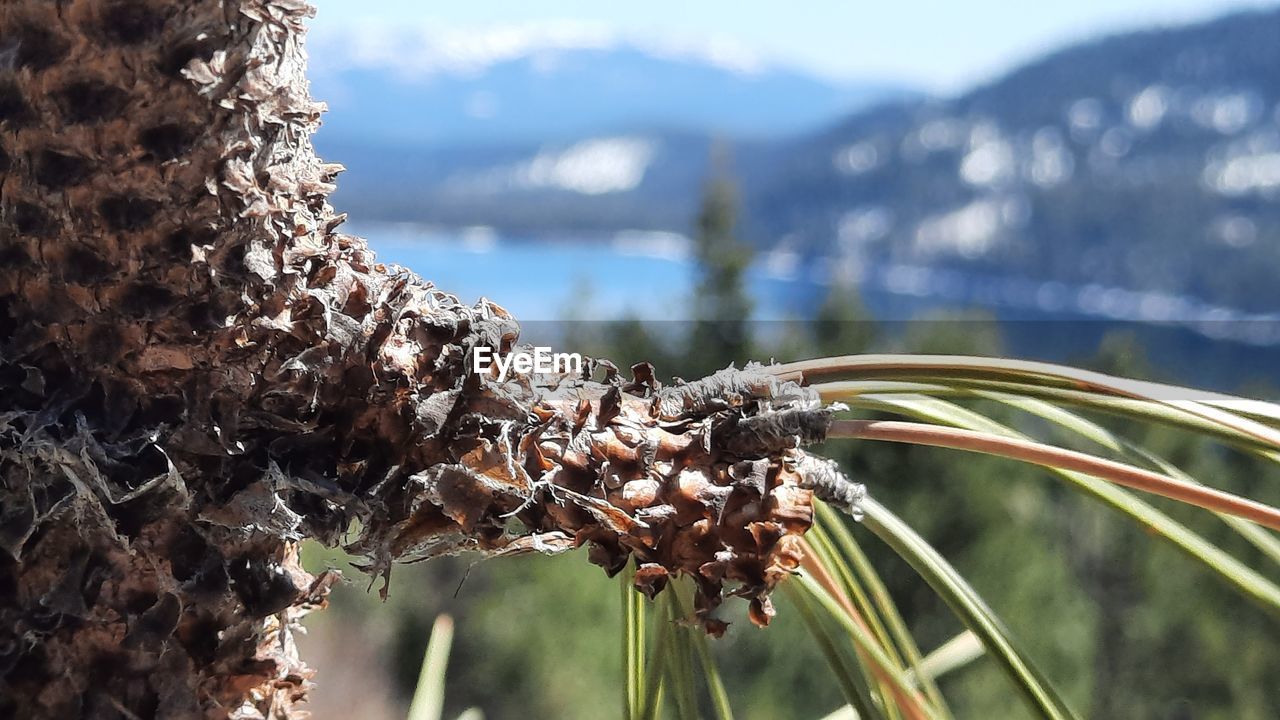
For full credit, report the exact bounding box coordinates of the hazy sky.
[312,1,1272,92]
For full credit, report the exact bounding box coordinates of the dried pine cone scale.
[363,360,862,634]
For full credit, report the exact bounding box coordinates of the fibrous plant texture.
[0,2,856,717]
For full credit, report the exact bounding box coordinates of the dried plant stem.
[774,354,1280,449]
[0,1,846,715]
[830,420,1280,531]
[799,542,937,720]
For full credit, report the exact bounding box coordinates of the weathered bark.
[0,2,858,718]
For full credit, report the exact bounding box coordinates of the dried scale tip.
[353,361,856,634]
[792,452,868,521]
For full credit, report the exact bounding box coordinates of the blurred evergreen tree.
[810,281,878,357]
[596,315,675,373]
[687,171,755,376]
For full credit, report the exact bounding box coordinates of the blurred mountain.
[320,8,1280,312]
[310,23,910,234]
[309,23,908,146]
[744,6,1280,313]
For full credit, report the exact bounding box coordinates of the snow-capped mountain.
[317,7,1280,316]
[306,21,910,146]
[740,5,1280,313]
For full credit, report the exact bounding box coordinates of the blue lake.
[361,223,823,322]
[357,222,1280,391]
[361,222,1280,338]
